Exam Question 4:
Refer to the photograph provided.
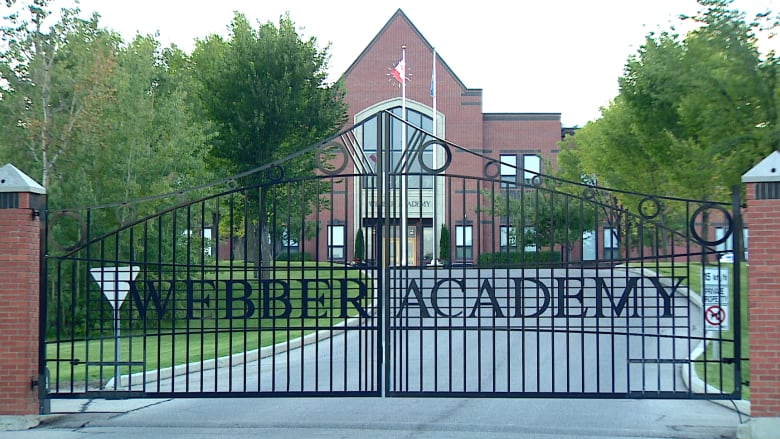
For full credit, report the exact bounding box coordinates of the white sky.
[64,0,779,127]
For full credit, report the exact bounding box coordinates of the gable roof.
[341,9,476,93]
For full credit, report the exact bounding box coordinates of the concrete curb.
[106,313,368,389]
[0,415,42,431]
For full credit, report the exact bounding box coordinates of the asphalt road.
[4,395,743,438]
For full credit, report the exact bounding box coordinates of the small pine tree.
[354,228,365,261]
[439,224,450,262]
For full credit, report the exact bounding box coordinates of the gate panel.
[43,126,382,398]
[382,127,742,399]
[43,111,742,400]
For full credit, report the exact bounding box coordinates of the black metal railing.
[42,111,742,401]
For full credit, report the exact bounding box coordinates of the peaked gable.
[342,9,473,93]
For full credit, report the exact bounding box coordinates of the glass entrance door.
[388,226,416,266]
[406,226,416,266]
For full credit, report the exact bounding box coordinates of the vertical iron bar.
[38,203,49,413]
[378,111,388,396]
[731,186,743,398]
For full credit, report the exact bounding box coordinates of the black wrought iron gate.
[42,111,743,401]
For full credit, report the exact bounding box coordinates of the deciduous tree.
[191,12,347,264]
[559,0,779,202]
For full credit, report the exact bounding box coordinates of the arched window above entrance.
[360,107,434,189]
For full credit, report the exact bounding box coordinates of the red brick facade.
[0,192,41,415]
[745,183,780,418]
[319,10,563,264]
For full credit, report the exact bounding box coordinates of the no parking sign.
[702,268,729,331]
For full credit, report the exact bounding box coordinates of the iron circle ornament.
[417,139,452,174]
[484,160,501,179]
[689,203,733,247]
[114,203,137,226]
[175,191,190,206]
[530,175,543,187]
[265,164,285,182]
[638,196,662,220]
[316,141,349,176]
[47,210,86,253]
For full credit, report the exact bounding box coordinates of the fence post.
[742,151,780,438]
[0,164,45,415]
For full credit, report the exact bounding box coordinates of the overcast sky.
[65,0,779,127]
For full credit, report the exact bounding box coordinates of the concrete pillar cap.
[0,163,45,194]
[742,151,780,183]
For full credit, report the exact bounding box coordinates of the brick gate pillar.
[742,151,780,438]
[0,163,45,415]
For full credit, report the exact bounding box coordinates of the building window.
[603,227,619,259]
[362,107,434,189]
[523,154,541,184]
[582,230,596,261]
[328,225,346,260]
[455,225,473,261]
[524,226,537,252]
[281,227,299,253]
[715,226,732,252]
[500,154,517,187]
[716,226,750,261]
[500,225,517,249]
[423,226,435,262]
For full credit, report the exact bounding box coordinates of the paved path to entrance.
[3,395,743,438]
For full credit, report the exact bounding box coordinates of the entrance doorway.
[364,219,433,266]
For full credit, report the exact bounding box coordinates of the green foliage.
[191,12,347,175]
[190,12,348,265]
[478,250,562,267]
[354,228,365,261]
[275,251,314,262]
[0,5,121,192]
[0,3,215,237]
[559,0,780,201]
[480,183,598,259]
[439,224,450,262]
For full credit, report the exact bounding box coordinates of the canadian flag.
[391,58,405,84]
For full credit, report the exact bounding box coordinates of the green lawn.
[652,262,749,399]
[47,261,373,387]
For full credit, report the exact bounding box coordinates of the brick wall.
[746,183,780,417]
[0,192,41,415]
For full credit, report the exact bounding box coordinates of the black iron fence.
[42,111,743,400]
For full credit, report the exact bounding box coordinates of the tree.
[354,228,365,262]
[480,182,598,262]
[438,224,450,263]
[559,0,779,201]
[93,35,215,208]
[0,3,217,334]
[0,3,119,194]
[191,12,347,266]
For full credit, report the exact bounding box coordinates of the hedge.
[275,251,314,262]
[477,250,561,267]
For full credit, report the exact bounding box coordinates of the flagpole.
[432,47,437,138]
[431,47,439,267]
[400,45,408,266]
